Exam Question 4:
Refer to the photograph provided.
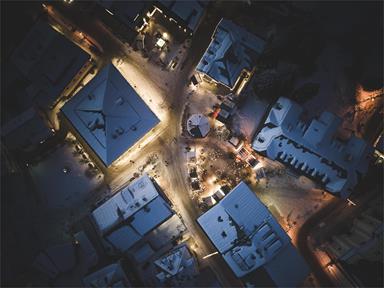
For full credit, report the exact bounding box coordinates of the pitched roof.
[196,19,265,89]
[62,64,159,166]
[130,196,173,235]
[252,97,373,198]
[92,174,159,233]
[198,182,309,284]
[7,20,90,112]
[158,0,207,32]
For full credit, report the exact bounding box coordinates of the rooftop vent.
[221,231,227,238]
[218,216,223,222]
[115,97,124,105]
[115,127,124,135]
[275,102,283,110]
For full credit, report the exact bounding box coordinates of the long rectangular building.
[252,97,373,198]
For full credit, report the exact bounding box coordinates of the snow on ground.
[30,144,103,210]
[29,143,105,245]
[232,96,269,140]
[252,172,334,245]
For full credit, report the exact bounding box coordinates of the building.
[82,262,131,287]
[197,182,309,286]
[96,0,150,42]
[97,0,206,43]
[61,64,160,167]
[186,114,210,138]
[196,19,265,92]
[92,174,172,236]
[323,210,383,265]
[154,0,207,35]
[252,97,373,198]
[4,19,92,115]
[2,19,92,152]
[154,244,198,284]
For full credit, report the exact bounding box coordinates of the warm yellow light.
[202,251,219,259]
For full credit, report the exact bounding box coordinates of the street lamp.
[202,251,219,259]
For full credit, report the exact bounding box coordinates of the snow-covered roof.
[154,244,196,279]
[106,226,142,252]
[158,0,206,32]
[196,19,265,89]
[82,262,130,287]
[252,97,373,198]
[187,114,210,137]
[92,174,160,234]
[62,64,159,166]
[147,214,187,250]
[131,197,172,235]
[8,20,90,111]
[198,182,308,282]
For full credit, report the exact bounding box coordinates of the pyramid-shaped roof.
[62,64,159,166]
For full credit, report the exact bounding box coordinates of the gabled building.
[197,182,309,287]
[154,244,198,284]
[196,19,265,92]
[91,174,172,237]
[61,64,159,167]
[252,97,373,198]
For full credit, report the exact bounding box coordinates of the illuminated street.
[1,1,383,287]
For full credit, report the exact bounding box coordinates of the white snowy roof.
[130,197,173,235]
[147,214,187,250]
[198,182,308,280]
[252,97,373,198]
[62,64,159,166]
[187,114,210,137]
[154,244,195,278]
[196,19,265,89]
[92,174,159,233]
